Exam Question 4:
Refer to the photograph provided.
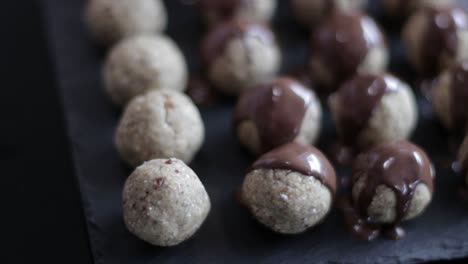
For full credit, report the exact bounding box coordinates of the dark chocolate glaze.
[235,77,314,153]
[249,142,337,194]
[201,19,275,68]
[331,74,400,145]
[450,61,468,131]
[312,12,385,87]
[345,140,434,240]
[419,5,467,76]
[199,0,244,20]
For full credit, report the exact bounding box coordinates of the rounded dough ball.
[201,0,277,25]
[115,90,204,167]
[242,169,333,234]
[352,176,432,223]
[123,158,211,246]
[104,35,188,106]
[85,0,167,45]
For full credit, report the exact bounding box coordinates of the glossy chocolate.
[235,77,314,153]
[419,5,467,75]
[450,61,468,130]
[330,74,400,145]
[312,12,384,86]
[346,141,434,240]
[201,19,275,68]
[249,142,337,194]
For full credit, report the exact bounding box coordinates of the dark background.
[0,0,466,263]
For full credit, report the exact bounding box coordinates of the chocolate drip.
[450,62,468,131]
[235,77,314,153]
[249,142,337,194]
[312,12,384,85]
[346,141,433,240]
[331,74,400,145]
[199,0,244,20]
[201,20,274,68]
[419,5,466,76]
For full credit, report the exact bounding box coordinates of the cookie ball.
[329,73,418,149]
[431,61,468,132]
[201,20,281,96]
[403,5,468,76]
[199,0,277,25]
[310,12,388,92]
[85,0,167,46]
[347,140,434,240]
[242,142,336,234]
[458,134,468,187]
[234,77,322,155]
[115,90,204,167]
[291,0,368,28]
[123,158,211,246]
[382,0,454,19]
[104,35,188,106]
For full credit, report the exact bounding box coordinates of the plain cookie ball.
[310,12,388,92]
[234,77,322,155]
[346,140,434,240]
[104,35,188,106]
[201,19,281,96]
[115,90,204,167]
[85,0,167,46]
[242,142,336,234]
[329,73,418,149]
[199,0,277,26]
[291,0,368,28]
[431,60,468,132]
[123,158,211,246]
[403,4,468,76]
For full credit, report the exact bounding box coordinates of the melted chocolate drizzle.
[331,74,400,146]
[312,12,385,87]
[419,5,467,76]
[235,77,314,153]
[249,142,337,194]
[201,19,275,68]
[344,141,434,240]
[450,61,468,131]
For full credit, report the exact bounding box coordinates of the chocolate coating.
[199,0,243,20]
[235,77,314,153]
[419,5,467,75]
[331,74,400,145]
[201,19,275,68]
[348,140,433,240]
[450,62,468,130]
[312,12,385,86]
[249,142,337,194]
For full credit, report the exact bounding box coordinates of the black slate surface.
[43,0,468,263]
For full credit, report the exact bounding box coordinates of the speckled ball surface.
[115,90,204,167]
[104,35,188,106]
[85,0,167,46]
[201,20,281,96]
[123,158,211,246]
[200,0,277,26]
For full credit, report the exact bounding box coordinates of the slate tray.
[42,0,468,263]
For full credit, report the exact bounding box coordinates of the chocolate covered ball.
[458,134,468,187]
[115,90,204,167]
[199,0,277,25]
[382,0,454,19]
[85,0,167,46]
[234,77,322,155]
[123,158,211,246]
[310,12,388,91]
[329,73,418,148]
[241,143,336,234]
[104,35,188,106]
[431,60,468,132]
[291,0,368,28]
[403,4,468,76]
[201,20,281,96]
[346,140,434,240]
